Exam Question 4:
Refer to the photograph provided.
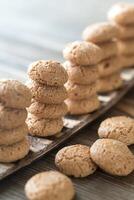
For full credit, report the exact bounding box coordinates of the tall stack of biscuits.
[27,60,68,137]
[108,2,134,69]
[0,80,31,163]
[82,22,123,93]
[63,41,102,115]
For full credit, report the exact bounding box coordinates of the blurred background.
[0,0,133,80]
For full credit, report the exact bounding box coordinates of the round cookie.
[0,104,27,129]
[55,144,97,177]
[65,81,97,100]
[65,95,100,115]
[82,22,119,43]
[0,123,28,145]
[120,55,134,68]
[98,116,134,146]
[63,41,102,65]
[64,61,98,85]
[0,137,30,163]
[27,114,63,137]
[0,79,31,109]
[99,41,118,60]
[28,60,68,86]
[118,39,134,55]
[26,80,67,104]
[108,3,134,25]
[25,171,75,200]
[90,139,134,176]
[97,73,123,93]
[97,56,121,78]
[117,24,134,39]
[28,101,68,119]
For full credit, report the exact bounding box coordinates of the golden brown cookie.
[0,137,30,163]
[0,123,28,145]
[98,116,134,146]
[98,56,121,77]
[28,60,68,86]
[65,81,97,100]
[28,101,68,119]
[63,41,102,65]
[55,144,97,177]
[63,61,98,85]
[26,80,67,104]
[0,79,31,109]
[118,39,134,55]
[65,95,100,115]
[97,73,123,93]
[25,171,75,200]
[100,41,118,60]
[108,3,134,25]
[120,55,134,68]
[82,22,119,43]
[117,24,134,39]
[0,104,27,129]
[27,114,63,137]
[90,139,134,176]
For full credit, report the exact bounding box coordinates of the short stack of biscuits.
[82,22,123,93]
[63,41,102,115]
[108,2,134,68]
[0,80,31,163]
[27,60,68,137]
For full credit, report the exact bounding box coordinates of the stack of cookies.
[82,22,123,93]
[0,80,31,163]
[27,60,68,137]
[108,2,134,68]
[63,41,102,115]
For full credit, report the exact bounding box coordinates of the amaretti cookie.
[63,41,102,65]
[64,61,98,85]
[0,79,31,109]
[97,73,123,93]
[65,95,100,115]
[28,60,68,86]
[28,101,67,119]
[0,137,30,163]
[82,22,119,44]
[118,39,134,55]
[108,3,134,25]
[25,171,75,200]
[55,144,97,177]
[90,139,134,176]
[120,55,134,68]
[98,116,134,145]
[27,114,63,137]
[117,24,134,39]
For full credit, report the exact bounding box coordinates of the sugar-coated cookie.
[117,24,134,39]
[0,123,28,145]
[55,144,97,177]
[27,114,63,137]
[0,137,30,163]
[26,80,67,104]
[0,79,31,109]
[25,171,75,200]
[90,139,134,176]
[97,73,123,93]
[120,55,134,68]
[65,95,100,115]
[108,3,134,25]
[82,22,119,43]
[98,116,134,146]
[100,41,118,60]
[65,81,97,100]
[98,56,121,77]
[28,101,67,119]
[63,41,102,65]
[64,61,98,85]
[0,104,27,129]
[118,39,134,55]
[28,60,68,86]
